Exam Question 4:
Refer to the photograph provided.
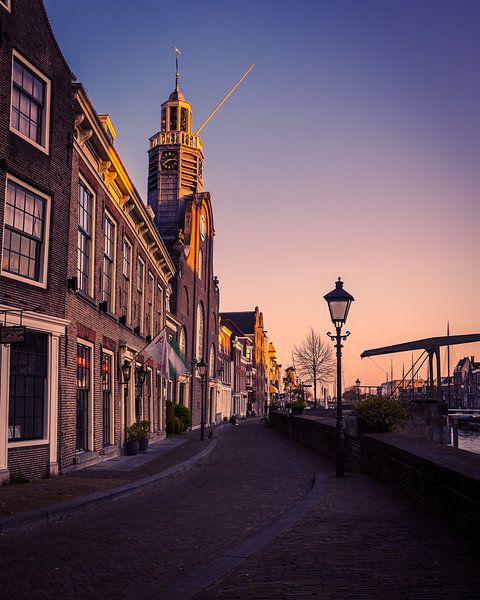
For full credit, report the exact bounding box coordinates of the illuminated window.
[2,178,48,284]
[102,215,115,312]
[77,180,93,295]
[11,53,50,152]
[102,351,113,447]
[76,343,91,451]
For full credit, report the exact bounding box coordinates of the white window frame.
[147,272,155,338]
[122,237,132,324]
[1,174,51,288]
[77,175,96,298]
[136,256,145,334]
[10,50,51,154]
[102,210,117,313]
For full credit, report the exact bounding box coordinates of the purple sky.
[44,0,480,388]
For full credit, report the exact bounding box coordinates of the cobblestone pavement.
[198,469,480,600]
[0,429,215,517]
[0,421,322,599]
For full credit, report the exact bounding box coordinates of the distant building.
[453,356,480,409]
[220,308,267,415]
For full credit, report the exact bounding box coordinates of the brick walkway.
[1,421,479,599]
[198,467,480,600]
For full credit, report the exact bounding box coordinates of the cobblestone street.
[0,422,321,599]
[2,422,480,599]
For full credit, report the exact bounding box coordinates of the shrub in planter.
[290,400,306,415]
[174,404,192,432]
[138,420,150,451]
[125,424,142,455]
[352,395,411,432]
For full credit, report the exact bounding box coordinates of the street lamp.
[197,359,208,441]
[355,378,361,401]
[121,360,131,453]
[324,277,355,478]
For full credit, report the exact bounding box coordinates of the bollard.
[452,417,459,448]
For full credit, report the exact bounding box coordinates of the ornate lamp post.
[197,359,208,441]
[324,277,354,478]
[121,360,131,453]
[355,378,361,401]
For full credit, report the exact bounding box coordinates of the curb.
[152,469,329,600]
[0,435,220,535]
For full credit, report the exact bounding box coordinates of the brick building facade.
[0,0,74,481]
[0,1,175,480]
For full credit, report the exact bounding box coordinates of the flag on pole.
[143,328,169,378]
[168,337,188,379]
[143,328,189,380]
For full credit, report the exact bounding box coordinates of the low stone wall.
[269,411,480,538]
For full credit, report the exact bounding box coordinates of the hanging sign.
[0,326,26,344]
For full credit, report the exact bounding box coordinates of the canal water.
[457,430,480,454]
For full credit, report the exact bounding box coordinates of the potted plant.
[138,420,150,452]
[125,424,141,455]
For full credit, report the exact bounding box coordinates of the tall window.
[146,273,154,338]
[76,343,91,451]
[102,215,115,312]
[77,181,93,295]
[101,352,112,446]
[11,54,49,150]
[8,332,47,441]
[122,239,132,322]
[198,248,203,280]
[196,302,204,360]
[2,179,47,283]
[135,257,145,333]
[209,345,215,379]
[179,327,187,357]
[156,284,163,334]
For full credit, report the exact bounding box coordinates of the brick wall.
[8,445,49,480]
[269,411,480,538]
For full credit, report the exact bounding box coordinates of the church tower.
[147,58,219,432]
[147,73,204,240]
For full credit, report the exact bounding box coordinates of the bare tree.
[292,328,335,408]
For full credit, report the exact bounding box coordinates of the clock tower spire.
[147,54,204,240]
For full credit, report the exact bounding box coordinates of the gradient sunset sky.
[44,0,480,389]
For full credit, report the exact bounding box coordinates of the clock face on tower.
[160,150,178,171]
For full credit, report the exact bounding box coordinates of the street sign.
[0,325,26,344]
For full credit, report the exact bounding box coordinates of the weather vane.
[174,46,181,90]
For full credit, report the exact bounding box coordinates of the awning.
[269,385,279,394]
